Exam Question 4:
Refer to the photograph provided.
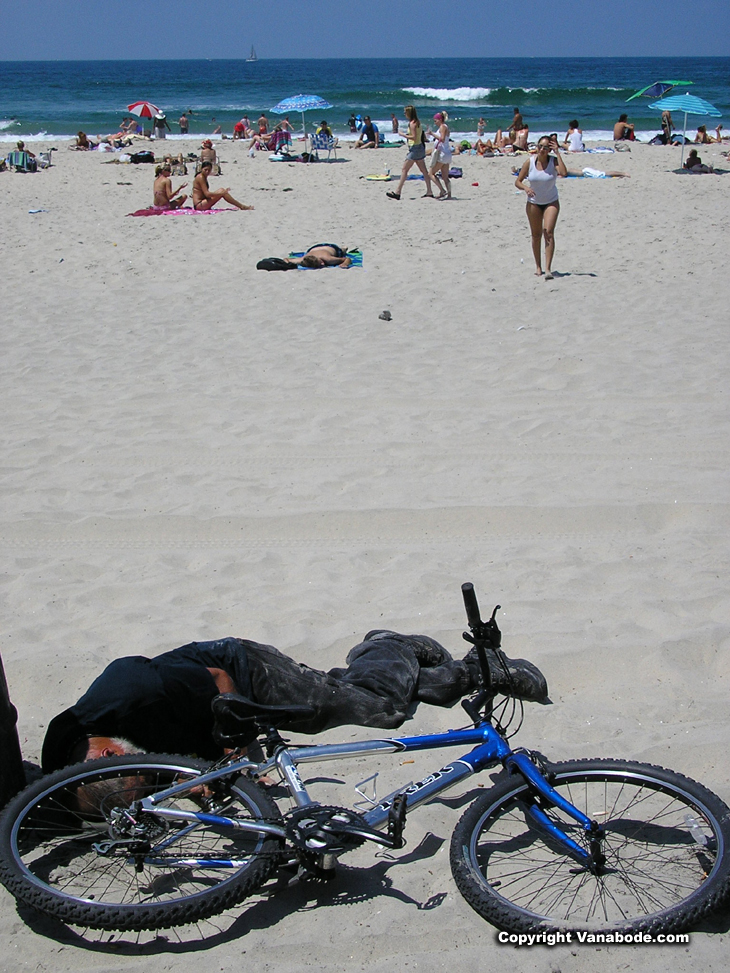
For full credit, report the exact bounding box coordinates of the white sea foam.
[0,118,21,131]
[404,87,494,102]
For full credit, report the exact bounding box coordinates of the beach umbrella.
[626,80,693,102]
[127,100,161,120]
[648,92,722,167]
[270,94,333,139]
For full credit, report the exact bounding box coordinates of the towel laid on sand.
[127,206,238,217]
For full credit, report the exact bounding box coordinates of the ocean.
[1,57,727,144]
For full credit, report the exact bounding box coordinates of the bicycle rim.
[1,755,282,930]
[450,759,730,933]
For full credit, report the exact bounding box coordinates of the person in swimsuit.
[386,105,434,200]
[285,244,352,268]
[153,164,188,209]
[614,114,635,141]
[661,110,674,143]
[509,107,524,138]
[694,125,722,144]
[514,134,567,280]
[428,112,452,199]
[192,161,253,210]
[199,139,217,165]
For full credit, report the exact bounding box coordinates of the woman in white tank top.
[514,135,567,279]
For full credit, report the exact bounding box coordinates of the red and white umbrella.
[127,101,161,120]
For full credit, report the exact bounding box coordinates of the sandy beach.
[1,135,729,971]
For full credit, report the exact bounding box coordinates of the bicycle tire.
[0,753,284,931]
[450,758,730,934]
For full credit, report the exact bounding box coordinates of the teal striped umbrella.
[648,93,722,166]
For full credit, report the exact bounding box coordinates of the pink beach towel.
[127,206,238,217]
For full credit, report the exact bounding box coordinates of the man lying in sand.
[41,633,547,772]
[192,161,253,211]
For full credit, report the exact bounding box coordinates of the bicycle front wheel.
[450,758,730,934]
[0,754,283,931]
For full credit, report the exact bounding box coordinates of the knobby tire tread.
[0,753,284,931]
[449,758,730,935]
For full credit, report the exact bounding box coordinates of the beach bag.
[130,150,155,164]
[256,257,297,272]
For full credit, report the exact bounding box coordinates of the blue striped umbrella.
[270,94,333,139]
[648,93,722,166]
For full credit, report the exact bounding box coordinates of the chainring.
[286,805,369,855]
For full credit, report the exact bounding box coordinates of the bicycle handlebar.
[461,582,482,628]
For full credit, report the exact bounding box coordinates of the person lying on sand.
[288,243,352,268]
[192,161,253,210]
[41,633,547,772]
[695,125,722,145]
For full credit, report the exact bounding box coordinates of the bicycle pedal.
[387,793,408,848]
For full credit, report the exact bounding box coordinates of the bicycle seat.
[212,693,317,732]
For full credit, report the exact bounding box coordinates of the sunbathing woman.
[695,125,722,144]
[192,161,253,211]
[287,244,352,268]
[153,164,188,209]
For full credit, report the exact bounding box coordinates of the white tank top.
[528,155,559,205]
[568,129,585,151]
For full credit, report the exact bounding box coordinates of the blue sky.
[0,0,727,59]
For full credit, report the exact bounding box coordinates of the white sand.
[1,137,729,970]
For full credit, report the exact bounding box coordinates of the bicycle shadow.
[14,831,449,955]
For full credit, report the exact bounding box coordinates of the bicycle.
[1,583,729,935]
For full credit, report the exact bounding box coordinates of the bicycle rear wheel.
[450,758,730,934]
[0,754,283,931]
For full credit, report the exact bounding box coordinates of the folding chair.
[310,133,338,162]
[5,151,38,172]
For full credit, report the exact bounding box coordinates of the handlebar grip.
[461,582,482,628]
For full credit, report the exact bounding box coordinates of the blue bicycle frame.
[141,720,597,868]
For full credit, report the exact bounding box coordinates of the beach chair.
[310,132,338,162]
[5,150,38,173]
[268,130,293,154]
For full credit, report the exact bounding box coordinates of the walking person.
[386,105,434,200]
[514,134,567,280]
[429,112,453,199]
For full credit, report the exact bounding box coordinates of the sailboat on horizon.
[246,45,257,62]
